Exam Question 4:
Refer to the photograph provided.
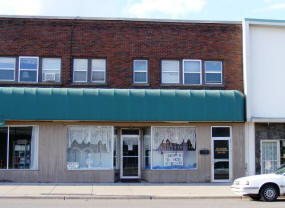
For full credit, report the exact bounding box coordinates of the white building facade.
[243,19,285,176]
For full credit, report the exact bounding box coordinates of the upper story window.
[205,61,223,84]
[133,60,148,84]
[161,59,223,86]
[19,56,39,82]
[161,60,180,84]
[183,60,202,85]
[42,58,61,82]
[73,59,88,83]
[91,59,106,83]
[0,56,61,83]
[73,58,106,84]
[0,57,16,81]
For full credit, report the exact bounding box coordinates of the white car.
[231,165,285,201]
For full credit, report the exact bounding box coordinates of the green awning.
[0,87,244,122]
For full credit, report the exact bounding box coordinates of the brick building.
[0,16,245,183]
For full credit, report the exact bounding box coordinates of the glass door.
[120,135,140,179]
[212,140,231,181]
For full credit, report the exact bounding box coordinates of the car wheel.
[260,184,278,202]
[249,195,261,201]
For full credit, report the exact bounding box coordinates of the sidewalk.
[0,183,240,199]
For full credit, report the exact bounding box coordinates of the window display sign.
[164,153,183,167]
[152,127,197,169]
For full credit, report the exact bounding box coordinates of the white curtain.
[68,126,112,152]
[152,127,196,150]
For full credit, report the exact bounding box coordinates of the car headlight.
[239,180,250,185]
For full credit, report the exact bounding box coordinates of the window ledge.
[71,83,108,87]
[131,83,150,87]
[0,82,63,86]
[160,84,225,88]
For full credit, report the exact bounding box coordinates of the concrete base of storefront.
[0,183,240,199]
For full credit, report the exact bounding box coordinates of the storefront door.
[120,135,141,179]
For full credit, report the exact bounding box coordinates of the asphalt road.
[0,198,285,208]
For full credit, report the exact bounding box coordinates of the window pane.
[134,72,147,83]
[19,70,37,82]
[214,140,229,159]
[206,73,222,84]
[161,60,179,72]
[73,59,88,71]
[134,60,147,71]
[152,127,197,169]
[281,140,285,166]
[205,61,222,73]
[184,73,200,84]
[0,57,15,69]
[162,72,179,83]
[73,71,87,82]
[0,127,8,169]
[8,127,33,169]
[91,71,105,82]
[67,126,113,170]
[92,59,106,71]
[0,70,14,81]
[42,58,61,70]
[20,57,38,70]
[184,61,200,73]
[214,161,229,180]
[262,141,278,174]
[212,127,230,137]
[144,128,151,169]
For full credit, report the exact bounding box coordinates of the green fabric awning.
[0,87,244,122]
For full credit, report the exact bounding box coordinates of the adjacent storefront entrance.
[120,134,141,179]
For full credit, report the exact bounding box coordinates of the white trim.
[18,56,39,83]
[133,59,148,84]
[211,126,232,182]
[120,134,141,179]
[150,126,198,170]
[182,59,202,85]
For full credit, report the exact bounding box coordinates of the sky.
[0,0,285,21]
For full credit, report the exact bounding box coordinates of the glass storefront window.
[143,128,151,169]
[67,126,113,170]
[151,127,197,169]
[0,126,37,170]
[280,140,285,166]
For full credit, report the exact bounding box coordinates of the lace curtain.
[68,126,112,152]
[152,127,196,150]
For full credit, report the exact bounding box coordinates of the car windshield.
[274,165,285,175]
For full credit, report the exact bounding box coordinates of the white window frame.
[183,59,202,85]
[19,56,39,83]
[66,125,114,170]
[91,59,106,83]
[0,57,16,82]
[0,125,39,170]
[260,140,283,174]
[72,58,88,83]
[150,126,198,170]
[211,126,232,182]
[42,58,61,82]
[133,59,148,84]
[204,61,223,85]
[161,60,180,84]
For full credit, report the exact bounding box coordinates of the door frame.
[120,134,141,179]
[211,126,232,182]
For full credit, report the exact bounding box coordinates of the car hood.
[236,174,279,182]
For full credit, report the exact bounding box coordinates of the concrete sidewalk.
[0,183,240,199]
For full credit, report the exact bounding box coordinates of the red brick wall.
[0,17,243,92]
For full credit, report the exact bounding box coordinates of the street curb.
[0,195,242,200]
